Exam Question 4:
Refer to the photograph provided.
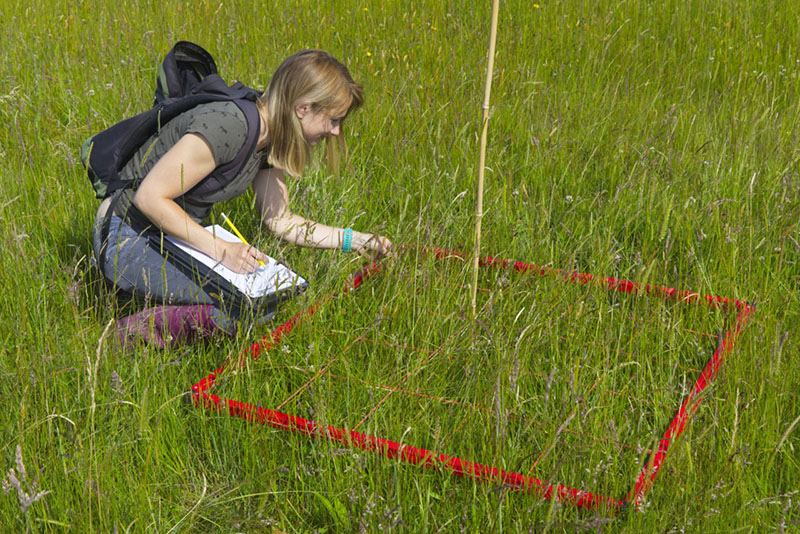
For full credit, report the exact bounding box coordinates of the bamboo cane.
[471,0,501,321]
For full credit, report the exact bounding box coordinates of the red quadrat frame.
[190,247,754,512]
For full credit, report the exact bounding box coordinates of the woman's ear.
[294,103,309,119]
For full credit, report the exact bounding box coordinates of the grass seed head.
[2,445,51,515]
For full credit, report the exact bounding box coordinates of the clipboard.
[150,225,309,318]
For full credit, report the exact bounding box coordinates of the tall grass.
[0,0,798,531]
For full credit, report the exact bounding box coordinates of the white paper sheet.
[164,225,307,298]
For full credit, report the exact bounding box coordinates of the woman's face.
[295,103,346,146]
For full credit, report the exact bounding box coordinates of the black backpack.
[81,41,262,200]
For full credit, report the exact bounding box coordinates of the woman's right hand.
[219,240,270,274]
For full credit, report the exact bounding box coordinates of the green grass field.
[1,0,798,531]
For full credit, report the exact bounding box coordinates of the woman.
[93,50,392,348]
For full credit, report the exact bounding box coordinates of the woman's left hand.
[354,232,393,259]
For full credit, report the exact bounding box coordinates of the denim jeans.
[93,215,241,331]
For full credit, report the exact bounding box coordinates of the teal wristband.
[342,228,353,253]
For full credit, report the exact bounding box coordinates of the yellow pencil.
[220,212,265,266]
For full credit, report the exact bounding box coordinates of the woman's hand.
[219,241,270,274]
[354,232,393,259]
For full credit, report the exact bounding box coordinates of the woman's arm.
[253,167,392,256]
[133,133,269,273]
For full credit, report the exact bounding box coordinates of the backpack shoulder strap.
[221,94,262,178]
[192,93,262,196]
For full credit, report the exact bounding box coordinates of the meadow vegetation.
[0,0,798,531]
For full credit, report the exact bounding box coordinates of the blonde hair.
[257,50,364,177]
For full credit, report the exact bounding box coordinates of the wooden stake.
[471,0,501,321]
